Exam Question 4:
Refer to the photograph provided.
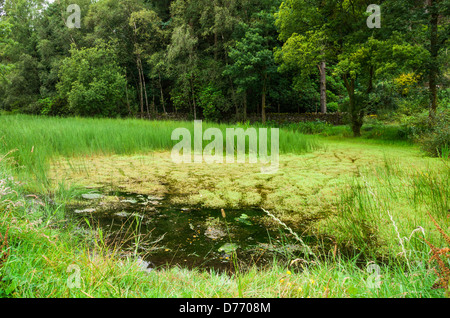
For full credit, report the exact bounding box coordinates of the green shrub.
[327,102,339,113]
[399,111,434,141]
[198,83,227,122]
[419,110,450,158]
[295,120,332,134]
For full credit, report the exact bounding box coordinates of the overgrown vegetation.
[0,0,449,299]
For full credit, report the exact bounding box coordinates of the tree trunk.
[428,0,439,118]
[143,69,149,118]
[133,22,145,119]
[190,76,197,120]
[135,56,149,118]
[261,72,267,124]
[137,61,144,118]
[158,72,167,114]
[228,76,238,120]
[152,93,155,115]
[243,91,247,121]
[318,61,327,114]
[125,71,131,116]
[214,31,218,61]
[349,92,363,137]
[343,74,363,137]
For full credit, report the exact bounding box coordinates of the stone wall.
[150,112,346,126]
[246,112,345,126]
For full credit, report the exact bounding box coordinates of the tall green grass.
[325,157,449,264]
[277,119,414,146]
[0,114,320,191]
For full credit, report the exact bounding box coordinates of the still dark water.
[68,191,309,272]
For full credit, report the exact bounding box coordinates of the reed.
[328,156,449,263]
[0,114,320,191]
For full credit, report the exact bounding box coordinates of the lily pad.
[234,213,252,226]
[121,199,138,204]
[114,211,130,218]
[81,193,104,200]
[148,195,164,201]
[74,208,96,214]
[205,226,227,240]
[218,243,239,254]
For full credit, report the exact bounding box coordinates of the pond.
[67,190,312,273]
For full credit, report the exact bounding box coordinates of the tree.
[85,0,149,117]
[224,11,278,123]
[167,23,200,118]
[275,0,433,136]
[0,20,14,81]
[56,44,127,117]
[424,0,449,117]
[274,30,328,113]
[275,0,331,114]
[35,0,91,99]
[382,0,449,118]
[0,0,41,111]
[129,8,165,117]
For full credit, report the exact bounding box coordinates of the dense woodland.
[0,0,448,137]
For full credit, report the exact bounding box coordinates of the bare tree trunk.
[243,91,247,121]
[261,73,267,124]
[133,22,144,119]
[125,70,131,115]
[158,72,167,114]
[137,62,144,118]
[152,93,155,115]
[135,56,149,118]
[190,76,197,120]
[428,0,439,118]
[143,72,149,118]
[318,61,327,114]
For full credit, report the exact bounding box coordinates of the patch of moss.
[49,140,439,232]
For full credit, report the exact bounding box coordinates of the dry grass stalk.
[261,208,315,258]
[0,225,10,268]
[422,212,450,290]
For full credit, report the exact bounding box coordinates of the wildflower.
[279,279,285,283]
[287,270,292,275]
[310,278,315,284]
